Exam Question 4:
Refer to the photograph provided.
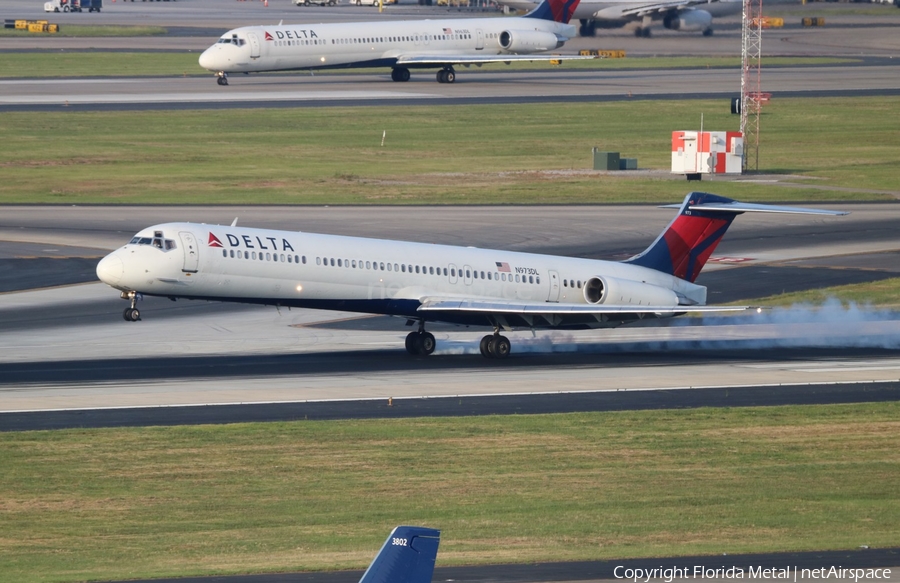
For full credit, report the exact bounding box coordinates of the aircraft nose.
[96,253,124,286]
[198,47,219,71]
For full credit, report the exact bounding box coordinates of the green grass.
[744,277,900,308]
[1,403,898,583]
[0,96,897,205]
[0,25,167,38]
[0,51,204,78]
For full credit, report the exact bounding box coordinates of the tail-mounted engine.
[662,9,713,32]
[583,276,680,307]
[499,29,565,52]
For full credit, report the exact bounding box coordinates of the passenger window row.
[315,256,540,285]
[222,249,307,264]
[328,34,471,45]
[563,279,583,289]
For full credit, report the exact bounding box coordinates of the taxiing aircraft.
[197,0,592,85]
[496,0,741,37]
[360,526,441,583]
[96,193,847,359]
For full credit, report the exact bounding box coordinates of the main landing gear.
[479,332,511,359]
[215,72,229,86]
[404,323,512,359]
[405,325,436,356]
[436,66,456,84]
[121,291,141,322]
[391,67,411,82]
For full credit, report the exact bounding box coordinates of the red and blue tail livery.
[526,0,582,23]
[625,192,847,283]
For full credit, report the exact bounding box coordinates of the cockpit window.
[217,36,245,46]
[129,234,177,252]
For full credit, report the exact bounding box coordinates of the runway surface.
[3,64,900,110]
[2,204,899,419]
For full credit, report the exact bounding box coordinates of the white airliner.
[496,0,741,37]
[197,0,592,85]
[95,193,847,359]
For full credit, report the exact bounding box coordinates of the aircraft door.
[247,33,261,59]
[449,263,458,284]
[463,265,473,286]
[179,231,200,273]
[547,270,560,302]
[476,29,484,50]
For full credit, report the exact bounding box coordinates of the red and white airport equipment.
[671,131,743,180]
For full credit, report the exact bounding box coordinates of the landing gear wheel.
[405,330,436,356]
[436,67,456,84]
[480,334,510,359]
[702,27,714,37]
[419,332,436,355]
[405,331,419,355]
[489,335,511,359]
[123,308,141,322]
[216,76,228,86]
[391,67,410,82]
[479,335,493,358]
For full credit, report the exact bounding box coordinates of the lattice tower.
[740,0,763,171]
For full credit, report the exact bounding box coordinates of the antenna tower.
[740,0,763,171]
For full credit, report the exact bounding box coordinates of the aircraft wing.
[417,297,752,329]
[395,53,597,66]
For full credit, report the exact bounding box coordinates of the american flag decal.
[496,262,511,272]
[443,27,452,34]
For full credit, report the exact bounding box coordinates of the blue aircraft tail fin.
[358,526,441,583]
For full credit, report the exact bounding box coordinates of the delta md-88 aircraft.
[197,0,591,85]
[96,193,847,359]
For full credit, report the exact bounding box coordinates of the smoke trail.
[434,298,900,356]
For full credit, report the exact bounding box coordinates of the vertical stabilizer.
[524,0,582,23]
[359,526,441,583]
[623,192,847,283]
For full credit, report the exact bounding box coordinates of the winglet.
[359,526,441,583]
[524,0,582,23]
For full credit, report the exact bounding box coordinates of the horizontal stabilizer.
[660,200,849,216]
[359,526,441,583]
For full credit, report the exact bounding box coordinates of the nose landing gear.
[215,72,229,86]
[121,291,141,322]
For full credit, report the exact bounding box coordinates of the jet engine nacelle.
[663,9,713,32]
[583,276,680,307]
[499,29,565,52]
